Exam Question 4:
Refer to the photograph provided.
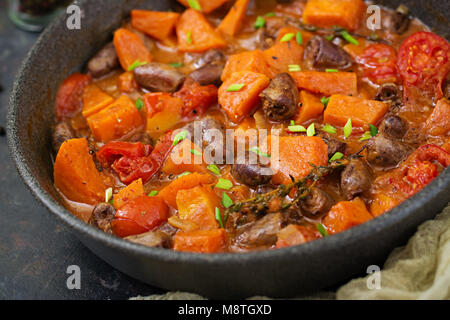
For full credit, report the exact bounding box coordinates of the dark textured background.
[0,3,163,300]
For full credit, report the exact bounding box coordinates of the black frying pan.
[7,0,450,298]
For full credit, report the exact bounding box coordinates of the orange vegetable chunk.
[217,0,250,36]
[176,0,229,13]
[176,185,221,229]
[322,197,373,234]
[272,136,328,185]
[174,229,227,253]
[118,71,137,93]
[263,40,304,74]
[87,95,144,143]
[302,0,366,31]
[159,173,216,208]
[176,9,226,53]
[323,94,388,128]
[426,98,450,136]
[294,90,324,124]
[222,50,273,81]
[290,71,358,96]
[275,225,319,248]
[113,28,152,71]
[145,93,184,139]
[54,138,107,207]
[114,178,145,209]
[131,10,180,41]
[162,139,207,175]
[82,84,114,118]
[370,193,401,217]
[219,71,270,123]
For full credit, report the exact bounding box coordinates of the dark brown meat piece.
[304,36,353,70]
[87,42,119,78]
[53,122,74,154]
[231,152,273,187]
[89,203,115,233]
[375,83,402,108]
[265,16,287,39]
[340,158,372,200]
[317,130,347,157]
[380,115,408,139]
[235,212,286,247]
[366,134,413,167]
[133,62,185,92]
[195,50,226,69]
[382,7,410,34]
[125,230,170,248]
[189,64,224,86]
[299,187,334,217]
[260,73,299,122]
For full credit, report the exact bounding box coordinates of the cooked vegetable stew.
[53,0,450,253]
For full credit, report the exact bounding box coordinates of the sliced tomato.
[357,44,399,84]
[411,144,450,167]
[55,73,91,121]
[174,78,218,118]
[398,31,450,104]
[112,195,169,237]
[96,141,151,167]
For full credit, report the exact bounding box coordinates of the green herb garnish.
[359,131,372,141]
[187,0,202,11]
[344,119,352,139]
[105,187,113,203]
[369,124,378,137]
[307,123,316,137]
[215,207,224,228]
[254,16,266,29]
[186,31,192,44]
[226,83,245,92]
[265,12,275,17]
[317,223,329,237]
[207,164,221,175]
[288,123,307,133]
[148,191,158,197]
[249,146,271,158]
[296,31,303,45]
[216,178,233,190]
[321,96,330,106]
[222,193,234,209]
[341,30,359,45]
[190,149,202,156]
[329,152,344,162]
[172,130,188,146]
[288,64,301,72]
[135,98,144,111]
[127,60,147,71]
[280,33,295,42]
[325,69,338,73]
[322,124,336,134]
[169,62,184,68]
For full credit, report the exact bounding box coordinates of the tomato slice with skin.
[112,195,169,237]
[174,78,218,119]
[398,31,450,105]
[96,141,151,167]
[55,73,91,121]
[357,44,399,85]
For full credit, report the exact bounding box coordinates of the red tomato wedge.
[357,44,399,84]
[55,73,91,121]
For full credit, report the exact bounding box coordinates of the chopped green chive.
[148,191,158,197]
[215,207,224,228]
[187,0,202,11]
[322,124,336,134]
[222,193,234,209]
[341,30,359,45]
[280,33,295,42]
[141,211,146,217]
[169,62,184,68]
[317,223,329,237]
[249,146,271,158]
[296,31,303,45]
[172,130,188,146]
[186,31,192,44]
[288,64,301,72]
[207,164,221,175]
[369,124,378,137]
[325,34,334,41]
[135,98,144,111]
[329,152,344,162]
[344,118,352,138]
[190,149,202,156]
[265,12,275,17]
[307,123,316,137]
[216,178,233,190]
[254,16,266,29]
[109,199,114,205]
[325,69,339,73]
[127,60,147,71]
[321,96,330,106]
[288,124,307,133]
[178,172,192,178]
[105,187,113,203]
[359,131,372,141]
[226,83,245,92]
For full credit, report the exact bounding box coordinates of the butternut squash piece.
[174,229,227,253]
[263,40,304,74]
[54,138,107,206]
[113,178,145,210]
[426,98,450,136]
[82,84,114,118]
[290,71,358,96]
[294,90,324,124]
[113,28,152,71]
[221,50,273,81]
[323,94,388,128]
[370,193,401,217]
[176,0,229,13]
[217,0,250,36]
[302,0,366,31]
[131,10,180,41]
[159,173,216,208]
[322,197,373,234]
[162,139,207,175]
[176,9,226,53]
[272,136,328,185]
[145,93,184,139]
[176,185,221,230]
[87,95,144,143]
[218,71,270,123]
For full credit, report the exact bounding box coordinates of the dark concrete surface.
[0,3,162,300]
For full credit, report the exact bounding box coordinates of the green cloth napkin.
[131,203,450,300]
